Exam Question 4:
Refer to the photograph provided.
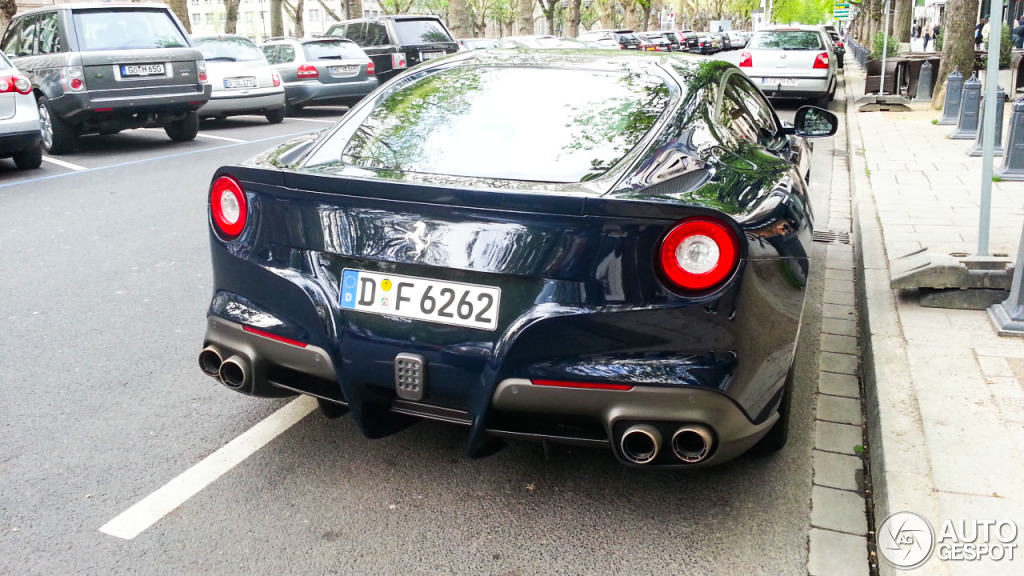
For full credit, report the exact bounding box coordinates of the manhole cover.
[812,230,852,244]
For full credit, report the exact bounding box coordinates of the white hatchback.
[738,26,837,107]
[0,52,41,170]
[193,35,287,124]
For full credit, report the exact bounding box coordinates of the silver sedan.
[738,26,837,107]
[0,52,41,170]
[194,35,287,124]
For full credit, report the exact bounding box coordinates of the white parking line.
[41,156,88,171]
[235,114,337,124]
[99,395,318,540]
[139,128,247,143]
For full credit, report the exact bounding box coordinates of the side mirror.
[789,106,839,137]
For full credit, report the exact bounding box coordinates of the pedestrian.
[976,18,986,49]
[923,22,932,51]
[1014,23,1024,48]
[912,23,921,39]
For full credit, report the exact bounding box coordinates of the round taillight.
[659,217,740,292]
[69,77,84,90]
[14,76,31,94]
[199,70,208,82]
[210,175,247,239]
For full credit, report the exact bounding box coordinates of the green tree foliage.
[871,32,900,58]
[1001,24,1012,68]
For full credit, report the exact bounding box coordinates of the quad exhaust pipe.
[619,424,662,465]
[671,424,714,464]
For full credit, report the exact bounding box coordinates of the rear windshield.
[748,30,824,50]
[393,19,453,45]
[195,37,264,61]
[616,33,640,43]
[335,66,671,182]
[303,40,366,60]
[72,9,189,51]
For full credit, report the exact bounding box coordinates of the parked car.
[739,25,838,107]
[636,32,673,52]
[260,37,378,113]
[458,37,502,51]
[727,30,748,48]
[0,2,211,155]
[325,15,459,84]
[198,50,837,469]
[677,30,701,52]
[695,33,719,54]
[193,35,286,123]
[660,31,683,51]
[0,52,41,169]
[825,28,845,68]
[577,29,642,50]
[716,32,733,51]
[501,35,591,49]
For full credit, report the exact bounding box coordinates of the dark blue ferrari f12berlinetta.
[198,49,837,468]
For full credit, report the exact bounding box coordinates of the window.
[303,40,366,60]
[327,66,671,183]
[278,44,296,62]
[747,30,823,50]
[15,15,39,56]
[718,72,780,146]
[259,44,279,63]
[363,22,388,46]
[1,17,26,55]
[393,19,453,45]
[37,12,62,54]
[72,8,189,51]
[343,22,366,46]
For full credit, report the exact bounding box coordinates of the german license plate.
[120,64,165,77]
[340,269,500,331]
[224,76,258,89]
[421,51,444,60]
[763,77,799,87]
[328,65,358,74]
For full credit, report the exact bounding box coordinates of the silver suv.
[0,3,212,154]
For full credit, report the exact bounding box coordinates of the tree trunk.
[449,0,470,37]
[223,0,241,34]
[293,0,305,37]
[166,0,191,34]
[316,0,342,22]
[598,0,614,29]
[623,0,637,30]
[568,0,581,36]
[518,0,533,34]
[933,0,980,106]
[894,0,912,43]
[271,0,284,36]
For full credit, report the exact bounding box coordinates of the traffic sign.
[834,2,850,6]
[834,10,850,17]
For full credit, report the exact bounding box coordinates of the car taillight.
[619,43,626,49]
[367,61,375,75]
[658,217,740,292]
[197,60,208,83]
[297,64,318,78]
[63,66,84,91]
[210,175,248,239]
[813,52,829,69]
[271,71,281,87]
[391,53,407,69]
[739,51,752,67]
[0,74,32,95]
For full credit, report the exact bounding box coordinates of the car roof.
[18,2,174,15]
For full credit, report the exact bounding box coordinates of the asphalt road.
[0,96,838,575]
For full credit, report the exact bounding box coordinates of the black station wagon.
[198,50,837,468]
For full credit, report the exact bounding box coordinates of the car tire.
[813,93,830,108]
[164,111,200,142]
[37,96,77,156]
[12,143,42,170]
[828,79,837,102]
[265,108,285,124]
[749,364,795,454]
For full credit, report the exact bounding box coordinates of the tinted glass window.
[196,37,264,61]
[37,12,62,54]
[303,40,366,60]
[0,18,23,55]
[748,31,824,50]
[72,9,188,51]
[279,45,296,62]
[260,44,279,63]
[720,74,778,145]
[393,19,452,45]
[364,22,388,45]
[342,22,366,45]
[13,15,38,56]
[337,66,670,182]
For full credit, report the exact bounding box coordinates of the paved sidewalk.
[846,61,1024,575]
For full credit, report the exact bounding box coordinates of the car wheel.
[749,364,795,454]
[164,111,200,142]
[828,79,837,102]
[37,96,77,155]
[12,143,42,170]
[265,108,285,124]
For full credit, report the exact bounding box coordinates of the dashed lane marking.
[41,156,88,171]
[99,395,318,540]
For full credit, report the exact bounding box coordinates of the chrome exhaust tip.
[671,424,714,464]
[620,424,662,465]
[198,346,223,378]
[219,355,249,389]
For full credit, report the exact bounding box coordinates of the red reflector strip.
[94,108,113,112]
[243,325,308,348]
[532,379,633,391]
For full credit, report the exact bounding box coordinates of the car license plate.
[328,65,358,74]
[421,51,444,60]
[224,76,258,89]
[763,77,799,87]
[340,269,500,331]
[120,63,166,77]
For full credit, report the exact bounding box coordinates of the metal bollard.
[951,73,982,139]
[938,69,964,125]
[988,222,1024,335]
[997,96,1024,180]
[969,87,1007,156]
[915,61,934,102]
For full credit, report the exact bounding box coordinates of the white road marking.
[139,127,247,143]
[41,156,88,171]
[277,117,337,124]
[99,395,318,540]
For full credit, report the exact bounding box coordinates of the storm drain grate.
[812,229,852,245]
